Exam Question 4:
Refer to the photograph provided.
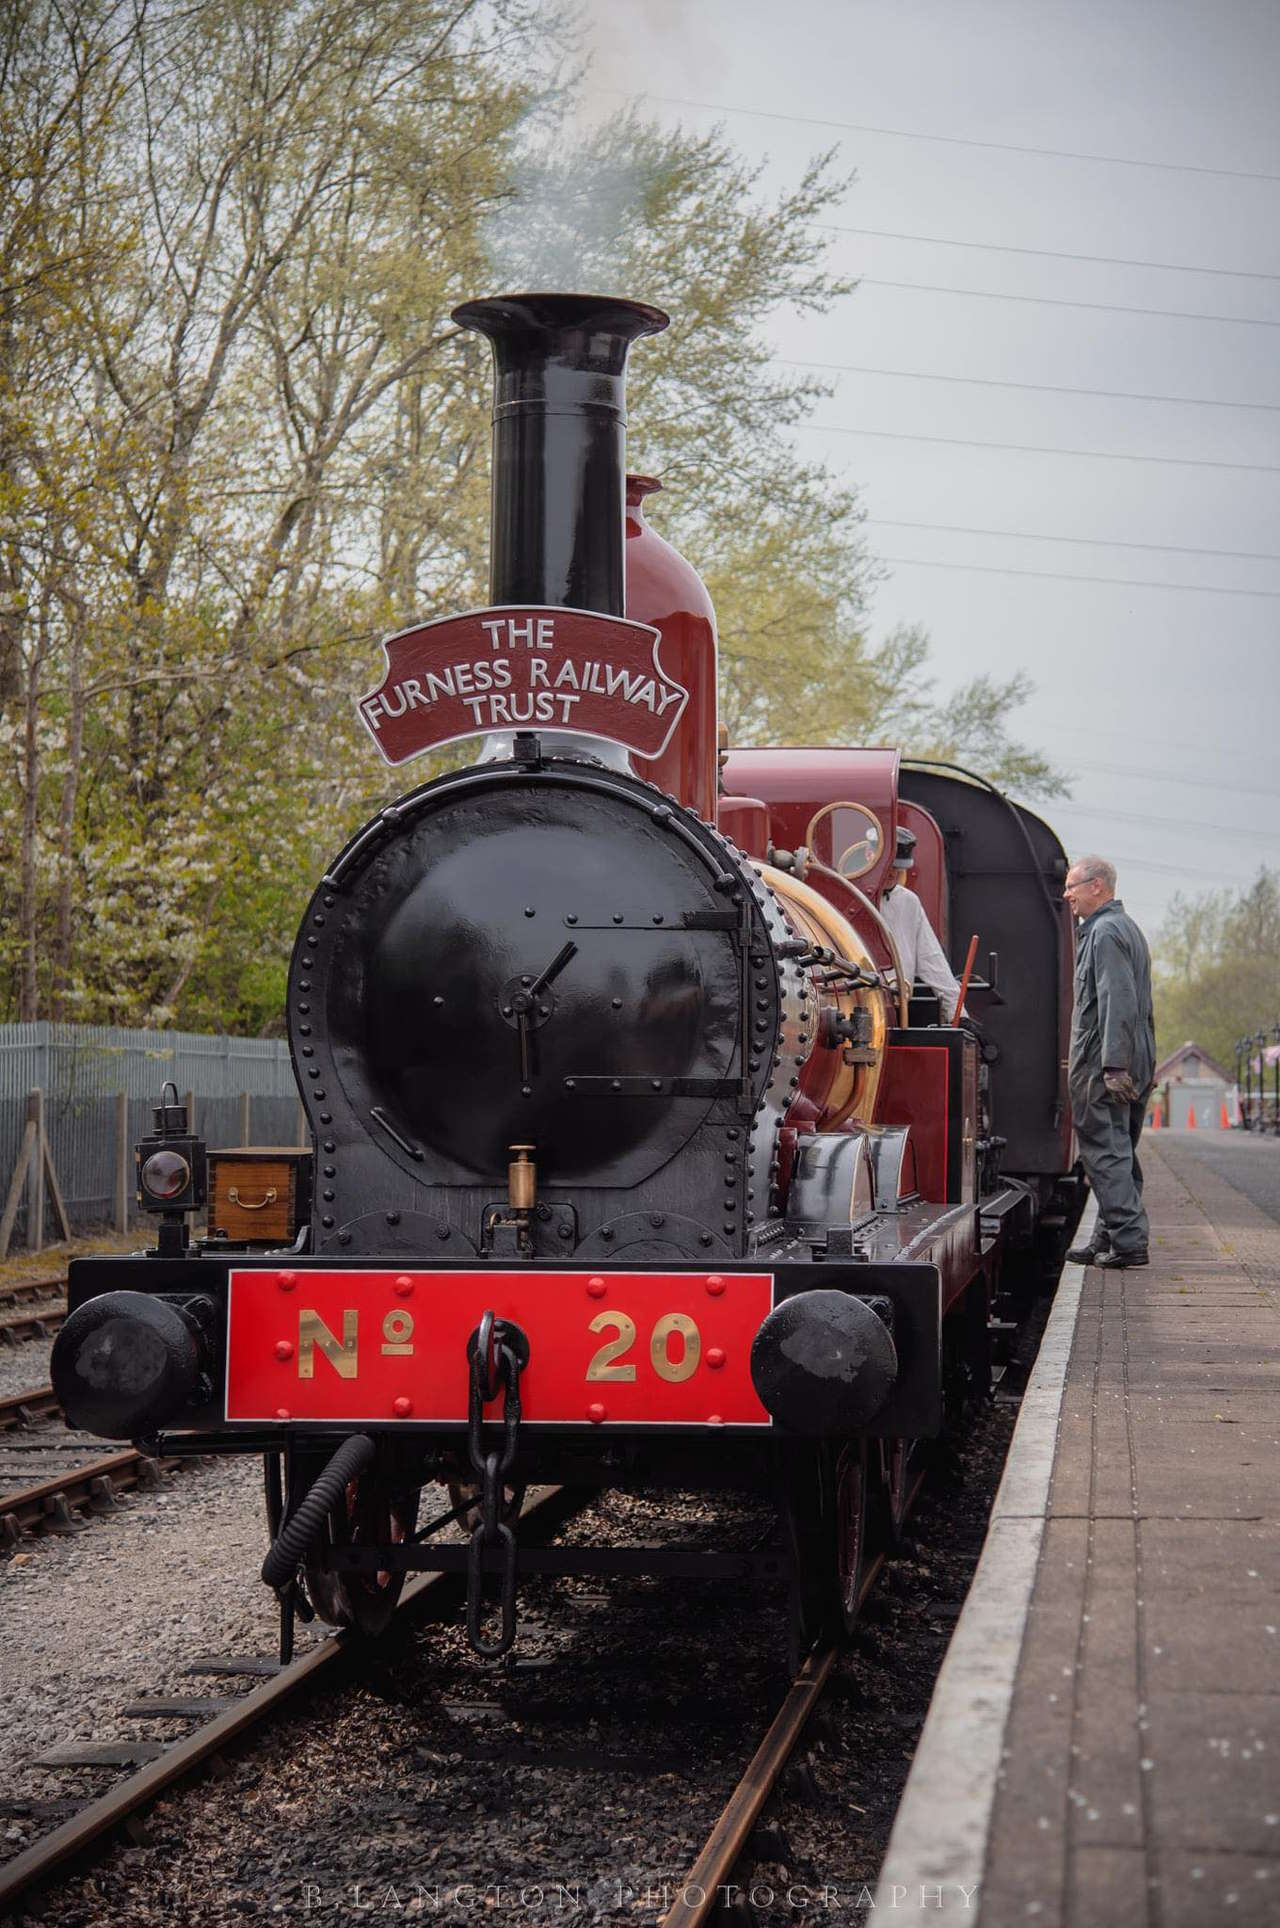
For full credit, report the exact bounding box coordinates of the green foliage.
[0,4,1060,1035]
[1152,870,1280,1072]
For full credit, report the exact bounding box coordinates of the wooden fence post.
[116,1090,131,1234]
[0,1102,38,1261]
[184,1089,195,1133]
[28,1088,45,1254]
[295,1098,307,1149]
[240,1091,251,1146]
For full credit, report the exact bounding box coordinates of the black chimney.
[452,293,668,616]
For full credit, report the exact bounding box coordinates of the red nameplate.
[357,606,688,765]
[225,1267,773,1428]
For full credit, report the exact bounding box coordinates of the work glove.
[1103,1069,1141,1105]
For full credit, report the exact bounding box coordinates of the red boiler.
[624,475,718,822]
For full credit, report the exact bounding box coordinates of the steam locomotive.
[52,294,1076,1661]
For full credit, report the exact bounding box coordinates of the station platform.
[875,1135,1280,1924]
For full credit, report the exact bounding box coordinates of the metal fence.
[0,1023,302,1250]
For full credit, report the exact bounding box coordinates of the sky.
[573,0,1280,936]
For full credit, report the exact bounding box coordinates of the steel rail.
[0,1386,60,1430]
[661,1643,840,1928]
[662,1464,931,1928]
[0,1484,577,1912]
[0,1276,65,1308]
[1,1448,173,1542]
[0,1306,67,1346]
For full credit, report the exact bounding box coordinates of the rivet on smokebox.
[705,1274,726,1296]
[586,1403,607,1424]
[277,1271,297,1291]
[706,1347,726,1370]
[394,1274,414,1297]
[587,1276,607,1299]
[393,1396,413,1418]
[274,1340,294,1361]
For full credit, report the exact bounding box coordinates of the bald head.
[1064,854,1116,919]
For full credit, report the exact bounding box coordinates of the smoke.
[479,0,725,291]
[574,0,724,114]
[481,128,666,288]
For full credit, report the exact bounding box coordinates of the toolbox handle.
[228,1186,277,1210]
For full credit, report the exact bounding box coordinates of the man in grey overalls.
[1063,855,1156,1269]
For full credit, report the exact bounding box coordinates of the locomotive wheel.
[447,1477,526,1533]
[779,1443,837,1672]
[878,1436,915,1552]
[835,1440,870,1634]
[304,1471,420,1636]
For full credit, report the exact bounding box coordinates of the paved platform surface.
[985,1137,1279,1926]
[875,1133,1279,1923]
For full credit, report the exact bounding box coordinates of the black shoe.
[1095,1248,1148,1269]
[1066,1241,1108,1265]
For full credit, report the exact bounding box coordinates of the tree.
[0,0,561,1029]
[1152,870,1280,1072]
[0,18,1061,1034]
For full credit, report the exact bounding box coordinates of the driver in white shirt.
[879,826,965,1020]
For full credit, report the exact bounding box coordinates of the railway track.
[0,1274,67,1346]
[0,1384,177,1546]
[0,1484,584,1914]
[0,1462,938,1921]
[0,1328,1030,1919]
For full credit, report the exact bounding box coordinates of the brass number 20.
[585,1311,637,1381]
[651,1311,700,1383]
[586,1310,702,1384]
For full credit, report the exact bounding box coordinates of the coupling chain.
[465,1310,523,1658]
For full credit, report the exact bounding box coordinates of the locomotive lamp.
[136,1081,207,1256]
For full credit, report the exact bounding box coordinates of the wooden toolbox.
[207,1147,313,1245]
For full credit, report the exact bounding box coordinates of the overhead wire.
[1060,757,1280,800]
[858,276,1280,329]
[875,553,1280,599]
[865,518,1280,565]
[804,422,1280,475]
[815,223,1280,283]
[1096,853,1258,880]
[1048,801,1280,840]
[785,357,1280,415]
[611,89,1280,183]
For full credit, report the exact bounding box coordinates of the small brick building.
[1152,1040,1233,1130]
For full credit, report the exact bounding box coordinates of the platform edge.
[871,1199,1095,1915]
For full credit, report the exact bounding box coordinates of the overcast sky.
[576,0,1280,935]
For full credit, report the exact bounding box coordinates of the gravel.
[0,1333,57,1403]
[0,1454,327,1852]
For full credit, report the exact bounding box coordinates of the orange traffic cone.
[1186,1102,1198,1130]
[1220,1097,1230,1129]
[1151,1101,1162,1130]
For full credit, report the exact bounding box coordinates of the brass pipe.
[808,861,910,1029]
[507,1145,536,1214]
